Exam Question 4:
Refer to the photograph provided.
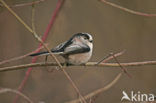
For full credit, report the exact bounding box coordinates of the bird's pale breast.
[67,51,92,65]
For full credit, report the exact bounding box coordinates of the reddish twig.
[12,0,64,103]
[100,0,156,17]
[97,50,125,64]
[110,53,132,78]
[0,0,46,8]
[1,0,86,102]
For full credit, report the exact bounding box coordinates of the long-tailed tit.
[30,33,93,65]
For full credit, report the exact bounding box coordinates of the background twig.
[7,0,67,102]
[100,0,156,17]
[0,88,34,103]
[97,50,125,64]
[66,73,122,103]
[0,45,46,65]
[0,0,46,8]
[110,52,131,78]
[0,0,87,103]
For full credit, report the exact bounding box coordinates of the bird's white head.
[72,33,93,50]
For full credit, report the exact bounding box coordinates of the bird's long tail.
[30,51,49,56]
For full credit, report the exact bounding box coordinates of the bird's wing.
[51,40,72,54]
[51,38,90,55]
[63,43,90,55]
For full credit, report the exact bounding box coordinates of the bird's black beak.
[89,40,93,43]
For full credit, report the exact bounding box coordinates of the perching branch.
[0,60,156,72]
[0,88,34,103]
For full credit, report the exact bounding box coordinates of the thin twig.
[0,0,86,103]
[110,53,132,78]
[32,3,36,33]
[66,73,122,103]
[97,50,125,64]
[1,60,156,72]
[100,0,156,17]
[13,2,38,103]
[0,88,34,103]
[0,46,46,65]
[0,0,46,8]
[97,54,111,64]
[12,0,65,103]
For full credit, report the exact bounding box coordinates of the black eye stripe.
[83,35,89,40]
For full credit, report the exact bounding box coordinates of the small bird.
[30,33,93,65]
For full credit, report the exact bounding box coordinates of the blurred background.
[0,0,156,103]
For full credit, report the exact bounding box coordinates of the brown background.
[0,0,156,103]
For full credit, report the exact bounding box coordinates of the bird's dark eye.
[84,37,87,40]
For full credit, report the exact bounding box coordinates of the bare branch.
[0,88,34,103]
[100,0,156,17]
[31,4,36,33]
[0,0,46,8]
[97,50,125,64]
[13,3,37,103]
[0,60,156,72]
[13,0,63,102]
[0,0,87,103]
[0,45,47,65]
[110,52,132,78]
[66,73,122,103]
